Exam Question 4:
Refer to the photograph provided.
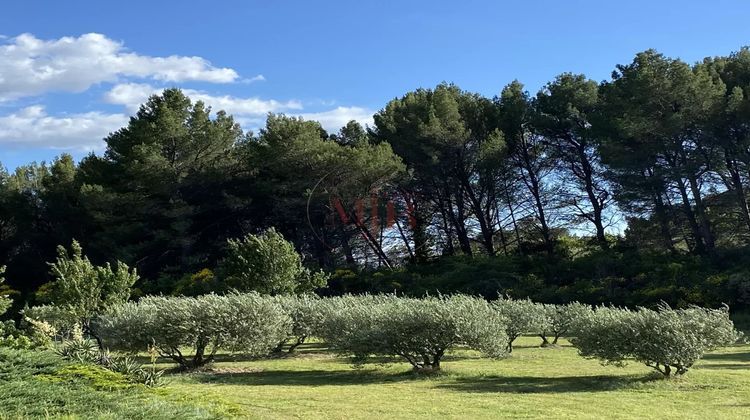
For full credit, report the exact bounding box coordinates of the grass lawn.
[160,337,750,419]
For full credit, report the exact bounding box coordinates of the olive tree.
[272,294,324,353]
[538,302,591,346]
[570,304,740,377]
[491,298,546,352]
[219,228,328,295]
[317,295,508,371]
[96,293,291,370]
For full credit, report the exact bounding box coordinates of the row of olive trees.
[15,232,741,376]
[88,293,507,371]
[493,297,742,376]
[492,298,591,352]
[70,294,739,376]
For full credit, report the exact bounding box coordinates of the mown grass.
[165,337,750,419]
[3,338,749,419]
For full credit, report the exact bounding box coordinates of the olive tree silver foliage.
[570,304,741,377]
[491,297,546,353]
[96,293,291,370]
[538,302,591,346]
[272,294,324,353]
[317,295,508,371]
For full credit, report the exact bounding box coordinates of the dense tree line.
[2,48,750,309]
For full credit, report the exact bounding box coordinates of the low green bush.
[105,353,165,388]
[317,294,508,371]
[0,317,53,349]
[570,304,741,376]
[23,304,80,339]
[0,347,215,418]
[96,292,291,369]
[56,338,100,363]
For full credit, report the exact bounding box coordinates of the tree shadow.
[188,368,654,392]
[696,363,750,370]
[130,342,337,365]
[188,368,428,386]
[701,350,750,363]
[437,374,651,394]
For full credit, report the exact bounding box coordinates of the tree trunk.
[445,192,472,255]
[505,187,523,255]
[518,145,554,255]
[577,147,607,247]
[686,173,715,252]
[287,336,306,353]
[727,155,750,233]
[460,176,496,255]
[675,178,706,254]
[411,200,430,263]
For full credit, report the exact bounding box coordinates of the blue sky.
[1,0,749,170]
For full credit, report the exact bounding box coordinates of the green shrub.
[96,293,291,369]
[54,338,166,388]
[317,294,508,371]
[219,228,328,295]
[491,297,546,352]
[0,334,34,349]
[42,241,138,343]
[173,268,220,296]
[23,304,81,339]
[56,338,101,364]
[106,354,165,388]
[538,302,591,346]
[570,304,741,376]
[0,318,52,349]
[0,265,10,315]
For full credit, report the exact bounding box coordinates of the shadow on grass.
[187,368,652,393]
[437,374,651,394]
[132,342,337,365]
[188,368,427,386]
[696,363,750,370]
[701,350,750,363]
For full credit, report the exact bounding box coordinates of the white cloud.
[103,83,156,112]
[0,32,372,152]
[242,75,266,83]
[105,83,371,133]
[0,101,373,152]
[0,106,127,151]
[0,33,243,101]
[299,106,374,132]
[105,83,303,115]
[186,90,303,116]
